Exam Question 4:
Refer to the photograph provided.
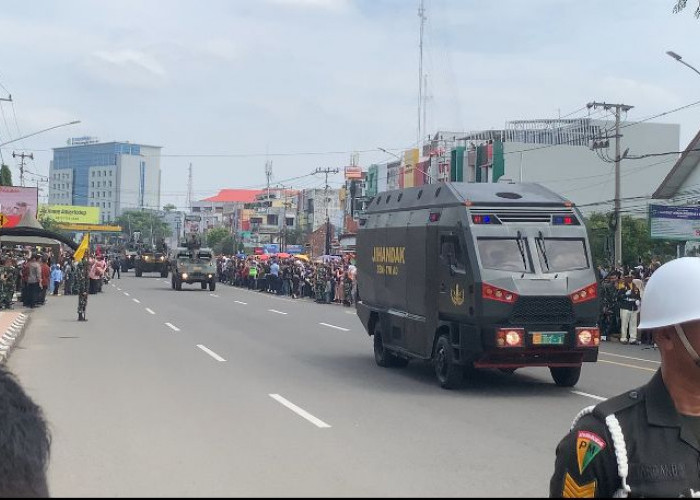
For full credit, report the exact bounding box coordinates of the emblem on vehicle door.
[451,284,465,306]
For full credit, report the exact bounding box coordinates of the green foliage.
[37,215,64,234]
[213,235,236,255]
[584,212,677,267]
[0,164,12,186]
[205,227,229,249]
[162,203,177,212]
[674,0,700,16]
[115,210,172,243]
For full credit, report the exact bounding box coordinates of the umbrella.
[295,254,310,262]
[257,254,270,261]
[277,252,291,259]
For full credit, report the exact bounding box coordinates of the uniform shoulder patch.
[576,430,606,474]
[563,472,596,498]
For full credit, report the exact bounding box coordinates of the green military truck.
[170,247,217,291]
[134,248,169,278]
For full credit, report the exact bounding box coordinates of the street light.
[666,50,700,78]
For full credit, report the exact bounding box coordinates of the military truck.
[122,249,138,272]
[170,246,217,291]
[134,247,169,278]
[356,182,600,389]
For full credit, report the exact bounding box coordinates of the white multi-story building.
[49,141,162,224]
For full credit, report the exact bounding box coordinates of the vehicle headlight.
[144,256,150,261]
[160,256,165,261]
[182,273,188,279]
[208,274,213,278]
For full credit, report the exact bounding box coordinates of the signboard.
[0,186,38,228]
[38,205,100,224]
[67,136,99,146]
[57,224,122,232]
[263,244,279,254]
[649,204,700,240]
[253,246,265,255]
[185,214,201,222]
[286,244,303,254]
[344,166,363,180]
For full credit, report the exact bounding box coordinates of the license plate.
[531,332,566,345]
[193,267,203,272]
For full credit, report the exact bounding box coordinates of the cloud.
[265,0,350,11]
[82,49,169,89]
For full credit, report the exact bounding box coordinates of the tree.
[163,203,177,212]
[37,215,64,234]
[204,226,229,249]
[0,164,12,186]
[674,0,700,16]
[213,235,236,255]
[115,210,172,245]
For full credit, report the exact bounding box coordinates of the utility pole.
[417,0,426,148]
[186,163,193,213]
[315,167,340,255]
[12,151,33,187]
[587,101,634,268]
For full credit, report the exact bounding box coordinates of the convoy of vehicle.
[355,181,600,389]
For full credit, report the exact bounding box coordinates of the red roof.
[202,189,264,203]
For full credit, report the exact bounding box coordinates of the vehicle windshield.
[536,238,589,272]
[477,237,532,273]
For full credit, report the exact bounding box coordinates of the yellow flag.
[73,233,89,261]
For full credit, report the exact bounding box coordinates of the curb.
[0,312,30,364]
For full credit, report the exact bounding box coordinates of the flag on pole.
[73,233,89,261]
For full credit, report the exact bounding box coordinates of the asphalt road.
[7,272,659,497]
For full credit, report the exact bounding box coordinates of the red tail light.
[482,283,519,304]
[496,328,525,348]
[570,283,597,304]
[576,327,600,348]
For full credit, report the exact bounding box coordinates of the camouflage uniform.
[343,272,353,307]
[76,259,89,321]
[314,265,327,303]
[0,265,16,309]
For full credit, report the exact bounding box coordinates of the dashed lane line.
[599,350,660,364]
[571,391,607,402]
[210,293,219,298]
[132,298,141,304]
[269,394,331,429]
[234,301,247,305]
[319,322,350,332]
[197,344,226,362]
[268,309,288,315]
[145,308,155,315]
[124,292,130,297]
[598,359,656,372]
[165,322,181,332]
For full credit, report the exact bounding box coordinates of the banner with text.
[0,186,38,228]
[38,205,100,224]
[649,204,700,240]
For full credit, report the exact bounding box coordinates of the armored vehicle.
[134,248,169,278]
[122,249,138,272]
[170,246,217,291]
[356,182,600,389]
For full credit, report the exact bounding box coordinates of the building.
[191,189,263,215]
[242,188,297,248]
[49,141,162,224]
[296,188,343,235]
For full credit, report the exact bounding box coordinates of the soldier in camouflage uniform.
[314,264,327,303]
[0,256,16,309]
[342,269,353,307]
[76,258,89,321]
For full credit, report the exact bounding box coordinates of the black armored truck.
[356,182,600,389]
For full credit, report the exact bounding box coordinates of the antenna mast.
[187,162,193,212]
[417,0,426,148]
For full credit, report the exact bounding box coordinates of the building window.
[109,181,112,187]
[91,182,94,187]
[286,217,294,226]
[108,202,111,208]
[267,214,278,226]
[92,171,95,177]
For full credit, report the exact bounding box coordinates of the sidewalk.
[0,308,30,363]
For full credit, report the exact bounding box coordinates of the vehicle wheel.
[175,279,182,291]
[550,366,581,387]
[171,277,175,290]
[122,265,128,273]
[135,269,142,277]
[434,335,463,389]
[209,281,216,292]
[373,323,395,368]
[161,270,168,278]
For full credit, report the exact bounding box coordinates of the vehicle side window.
[440,235,466,270]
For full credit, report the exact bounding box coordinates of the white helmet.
[638,257,700,330]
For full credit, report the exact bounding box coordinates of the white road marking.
[210,294,219,298]
[319,322,350,332]
[268,309,288,315]
[124,292,130,296]
[145,308,155,315]
[163,280,169,284]
[571,391,607,402]
[197,344,226,362]
[117,288,122,291]
[132,298,141,304]
[234,301,247,305]
[165,322,180,332]
[599,350,660,364]
[269,394,331,429]
[345,311,355,315]
[598,359,656,372]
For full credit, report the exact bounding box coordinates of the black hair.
[0,365,50,497]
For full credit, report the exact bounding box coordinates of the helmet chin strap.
[674,324,700,367]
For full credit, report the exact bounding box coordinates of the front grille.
[511,296,574,325]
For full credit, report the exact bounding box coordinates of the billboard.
[344,166,363,180]
[38,205,100,224]
[0,186,38,228]
[649,204,700,240]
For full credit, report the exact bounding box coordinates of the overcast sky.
[0,0,698,209]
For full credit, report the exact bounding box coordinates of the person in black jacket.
[551,258,700,498]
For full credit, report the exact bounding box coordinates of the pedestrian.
[39,257,50,305]
[50,263,63,296]
[0,256,16,309]
[550,257,700,497]
[0,364,51,497]
[63,260,74,296]
[76,258,89,321]
[617,274,641,344]
[25,255,41,308]
[111,254,121,279]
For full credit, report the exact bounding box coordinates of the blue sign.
[286,245,303,254]
[263,244,280,254]
[650,204,700,240]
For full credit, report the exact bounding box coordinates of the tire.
[434,335,463,389]
[550,366,581,387]
[171,277,175,290]
[175,279,182,291]
[122,265,128,273]
[161,270,168,278]
[373,323,394,368]
[135,269,142,277]
[201,282,207,290]
[209,281,216,292]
